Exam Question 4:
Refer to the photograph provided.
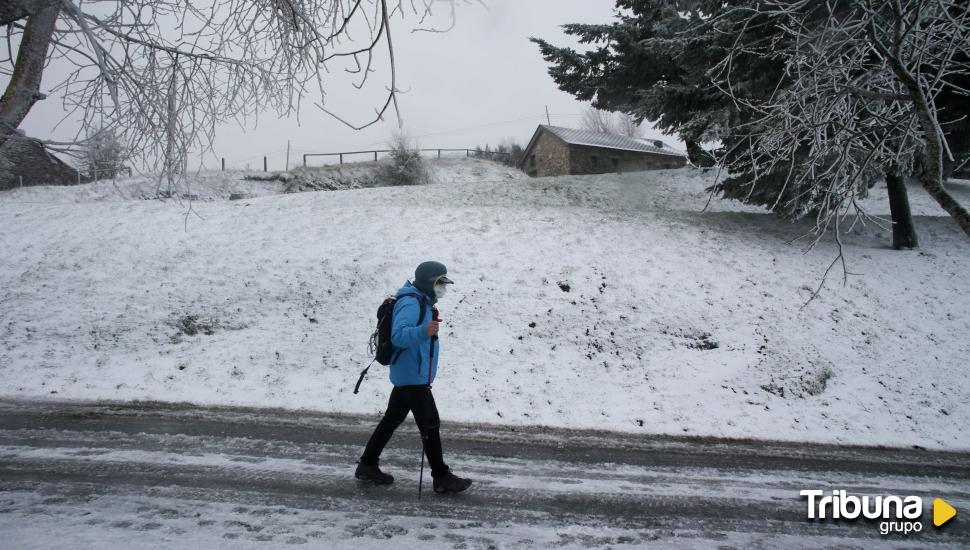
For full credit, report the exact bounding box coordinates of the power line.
[216,112,587,165]
[414,113,582,139]
[359,113,584,147]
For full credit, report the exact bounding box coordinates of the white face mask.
[434,284,448,300]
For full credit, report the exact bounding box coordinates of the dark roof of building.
[0,136,80,189]
[540,125,685,157]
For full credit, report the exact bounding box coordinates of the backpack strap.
[353,358,375,395]
[354,293,428,395]
[395,292,427,325]
[390,293,426,365]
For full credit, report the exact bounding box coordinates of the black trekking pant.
[360,384,449,478]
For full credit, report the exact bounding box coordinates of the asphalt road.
[0,399,966,549]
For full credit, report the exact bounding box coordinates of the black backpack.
[353,293,425,394]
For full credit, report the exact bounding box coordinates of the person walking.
[355,261,472,494]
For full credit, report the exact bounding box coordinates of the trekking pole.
[418,307,439,500]
[418,438,426,500]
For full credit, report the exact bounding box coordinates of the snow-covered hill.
[0,157,525,202]
[1,164,967,449]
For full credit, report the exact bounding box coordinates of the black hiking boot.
[433,471,472,494]
[355,462,394,485]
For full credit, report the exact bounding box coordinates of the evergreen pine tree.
[530,0,765,167]
[534,0,970,247]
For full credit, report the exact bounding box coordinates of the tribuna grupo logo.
[801,490,957,535]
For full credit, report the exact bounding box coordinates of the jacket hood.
[396,280,433,303]
[413,260,448,299]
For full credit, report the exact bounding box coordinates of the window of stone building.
[611,158,619,171]
[529,154,536,166]
[591,156,599,169]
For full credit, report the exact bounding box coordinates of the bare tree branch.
[0,0,467,191]
[711,0,970,293]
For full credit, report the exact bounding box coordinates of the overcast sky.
[18,1,681,171]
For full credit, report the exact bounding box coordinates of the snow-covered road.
[0,400,966,548]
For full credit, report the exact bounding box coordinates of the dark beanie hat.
[414,261,448,296]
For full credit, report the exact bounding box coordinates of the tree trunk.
[918,174,970,236]
[0,4,59,149]
[873,18,970,239]
[904,86,970,236]
[885,169,919,249]
[1,0,58,26]
[686,140,715,167]
[910,87,970,237]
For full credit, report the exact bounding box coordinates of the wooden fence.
[301,148,511,168]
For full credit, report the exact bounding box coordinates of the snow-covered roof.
[540,125,685,157]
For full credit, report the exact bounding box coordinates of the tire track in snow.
[0,399,967,548]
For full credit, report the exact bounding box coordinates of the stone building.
[0,137,81,190]
[519,125,687,177]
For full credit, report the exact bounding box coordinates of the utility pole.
[545,105,551,125]
[285,140,291,171]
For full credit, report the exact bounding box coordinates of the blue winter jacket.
[389,281,439,386]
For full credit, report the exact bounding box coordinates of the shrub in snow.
[283,166,377,193]
[81,129,130,181]
[243,172,295,183]
[802,365,834,397]
[473,138,525,168]
[167,313,246,344]
[760,362,834,399]
[377,133,430,186]
[172,314,218,340]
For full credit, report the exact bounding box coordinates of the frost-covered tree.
[473,137,523,167]
[377,131,429,186]
[531,0,742,167]
[0,0,459,193]
[581,107,644,138]
[580,108,615,135]
[81,128,128,180]
[712,0,970,248]
[497,137,525,167]
[534,0,970,251]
